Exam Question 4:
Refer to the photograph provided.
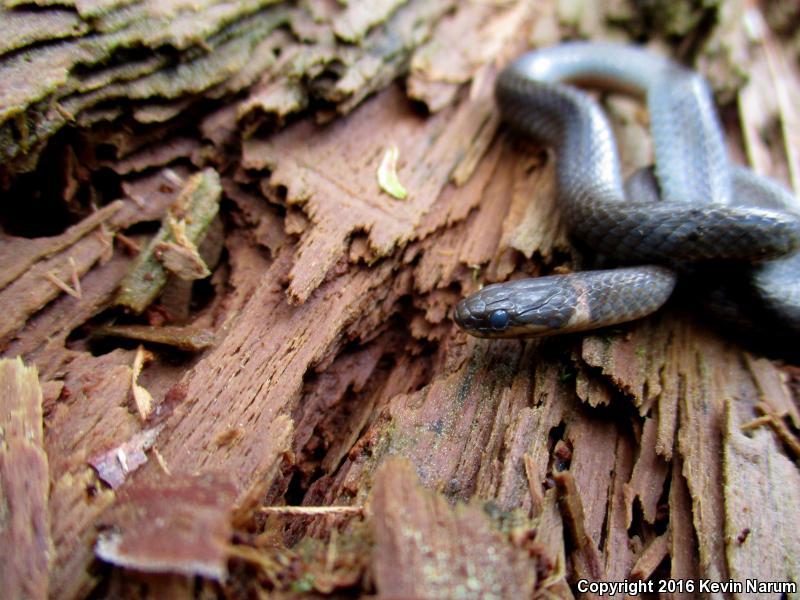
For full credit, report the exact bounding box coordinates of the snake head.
[454,276,577,338]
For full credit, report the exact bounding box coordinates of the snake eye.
[489,309,510,330]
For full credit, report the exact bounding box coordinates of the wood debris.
[92,324,215,352]
[95,472,237,580]
[115,168,221,312]
[88,425,162,489]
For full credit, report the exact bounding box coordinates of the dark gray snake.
[455,42,800,338]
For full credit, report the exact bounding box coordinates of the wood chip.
[89,426,163,489]
[96,472,237,580]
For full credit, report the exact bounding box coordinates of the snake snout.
[453,299,473,329]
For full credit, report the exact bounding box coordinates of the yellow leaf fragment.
[131,345,155,421]
[377,144,408,200]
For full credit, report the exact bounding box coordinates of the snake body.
[455,43,800,338]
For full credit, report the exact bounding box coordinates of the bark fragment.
[115,168,221,313]
[96,472,237,580]
[370,457,540,599]
[723,401,800,594]
[92,324,215,352]
[0,357,52,600]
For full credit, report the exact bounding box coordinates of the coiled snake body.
[455,43,800,338]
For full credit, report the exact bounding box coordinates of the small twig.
[523,452,544,517]
[151,446,171,475]
[44,258,82,299]
[739,415,773,431]
[52,101,75,122]
[742,405,800,459]
[128,193,147,209]
[162,168,185,188]
[68,257,82,298]
[96,224,115,263]
[115,232,141,254]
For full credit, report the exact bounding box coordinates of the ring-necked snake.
[454,42,800,338]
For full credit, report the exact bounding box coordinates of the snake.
[455,42,800,338]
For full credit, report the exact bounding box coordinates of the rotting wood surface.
[0,0,799,599]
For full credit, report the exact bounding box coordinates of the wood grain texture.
[0,358,51,600]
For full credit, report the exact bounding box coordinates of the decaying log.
[1,0,799,598]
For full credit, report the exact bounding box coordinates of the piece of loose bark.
[630,531,669,580]
[580,315,670,415]
[744,353,800,427]
[107,136,202,175]
[564,408,619,550]
[95,472,237,580]
[153,239,211,281]
[370,457,540,599]
[0,8,90,57]
[44,349,143,599]
[0,357,52,600]
[722,400,800,592]
[668,456,700,599]
[624,415,670,526]
[116,168,221,312]
[553,470,605,583]
[92,324,215,352]
[603,433,638,580]
[574,361,614,407]
[0,199,122,292]
[2,248,129,376]
[0,231,117,346]
[407,0,534,112]
[89,426,163,489]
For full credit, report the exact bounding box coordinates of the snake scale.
[455,42,800,338]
